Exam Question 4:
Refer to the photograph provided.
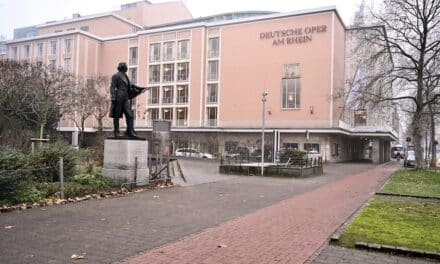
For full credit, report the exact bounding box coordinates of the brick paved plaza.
[1,160,433,264]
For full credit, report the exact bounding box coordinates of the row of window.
[148,85,189,105]
[10,39,72,60]
[148,62,190,83]
[146,106,218,127]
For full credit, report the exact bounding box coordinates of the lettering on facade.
[259,25,327,46]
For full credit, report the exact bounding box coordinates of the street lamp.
[261,91,268,176]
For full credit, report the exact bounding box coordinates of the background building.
[4,0,398,162]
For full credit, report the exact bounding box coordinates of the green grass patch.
[338,198,440,253]
[381,169,440,198]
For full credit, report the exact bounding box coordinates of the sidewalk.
[121,163,398,264]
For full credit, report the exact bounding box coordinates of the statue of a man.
[109,62,148,139]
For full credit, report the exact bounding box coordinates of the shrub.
[280,149,306,162]
[0,147,32,202]
[14,185,45,204]
[73,163,109,190]
[28,143,80,182]
[64,182,98,198]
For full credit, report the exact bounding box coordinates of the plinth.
[102,139,149,186]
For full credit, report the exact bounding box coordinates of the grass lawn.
[338,198,440,253]
[380,169,440,198]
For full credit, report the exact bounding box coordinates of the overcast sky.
[0,0,363,39]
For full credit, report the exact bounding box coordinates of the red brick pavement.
[121,163,397,264]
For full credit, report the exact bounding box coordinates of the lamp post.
[261,91,268,176]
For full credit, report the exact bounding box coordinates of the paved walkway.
[121,163,397,264]
[0,161,376,264]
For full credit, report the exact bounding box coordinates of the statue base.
[102,139,149,186]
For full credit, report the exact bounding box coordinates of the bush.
[64,182,99,198]
[0,147,32,203]
[14,185,45,204]
[28,143,81,182]
[280,149,306,162]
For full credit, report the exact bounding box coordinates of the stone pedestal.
[102,139,149,186]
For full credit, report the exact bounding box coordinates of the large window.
[128,68,137,84]
[11,47,18,59]
[50,40,57,55]
[304,143,320,152]
[64,39,72,54]
[176,85,188,104]
[207,83,218,103]
[129,47,138,65]
[162,86,173,104]
[37,43,44,57]
[148,108,159,126]
[149,65,160,83]
[208,37,219,58]
[148,87,159,105]
[163,63,174,82]
[177,62,189,81]
[177,40,189,60]
[282,64,301,109]
[149,43,161,62]
[24,45,30,59]
[63,58,71,72]
[354,109,367,126]
[48,59,56,69]
[163,41,175,61]
[282,143,299,150]
[208,60,218,81]
[207,107,217,126]
[162,108,173,121]
[176,107,188,126]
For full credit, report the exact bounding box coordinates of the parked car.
[306,150,321,159]
[404,150,416,167]
[175,148,214,159]
[224,147,250,158]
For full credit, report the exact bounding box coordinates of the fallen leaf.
[153,195,160,199]
[70,254,85,260]
[4,225,14,229]
[100,218,106,221]
[217,244,228,248]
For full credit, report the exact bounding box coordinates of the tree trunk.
[411,110,424,169]
[80,118,85,147]
[429,104,437,168]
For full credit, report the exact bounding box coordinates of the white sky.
[0,0,363,39]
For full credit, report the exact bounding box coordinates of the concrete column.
[371,138,381,164]
[71,130,79,147]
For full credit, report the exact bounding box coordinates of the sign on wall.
[259,25,328,46]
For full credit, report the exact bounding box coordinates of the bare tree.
[91,76,110,133]
[0,60,74,145]
[344,0,440,168]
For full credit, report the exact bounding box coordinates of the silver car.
[175,148,214,159]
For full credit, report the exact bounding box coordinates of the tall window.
[177,62,189,81]
[207,107,217,126]
[50,41,57,55]
[163,41,175,61]
[354,109,367,126]
[24,45,30,59]
[149,43,160,62]
[177,40,189,59]
[162,86,173,104]
[162,108,173,121]
[163,63,174,82]
[37,43,44,57]
[304,143,320,152]
[176,85,188,104]
[49,59,56,69]
[149,65,160,83]
[207,83,218,103]
[128,68,137,84]
[208,37,219,58]
[148,108,159,126]
[176,108,188,126]
[11,47,18,59]
[129,47,138,65]
[148,87,160,105]
[282,64,301,109]
[64,58,71,72]
[64,39,72,54]
[208,60,218,81]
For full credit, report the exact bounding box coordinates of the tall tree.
[345,0,440,168]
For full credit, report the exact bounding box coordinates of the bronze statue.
[109,62,148,139]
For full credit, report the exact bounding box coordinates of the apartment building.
[4,1,398,162]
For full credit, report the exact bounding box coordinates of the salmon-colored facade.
[4,1,398,163]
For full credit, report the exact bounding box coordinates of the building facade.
[4,1,398,162]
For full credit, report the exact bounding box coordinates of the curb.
[376,192,440,201]
[355,241,440,261]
